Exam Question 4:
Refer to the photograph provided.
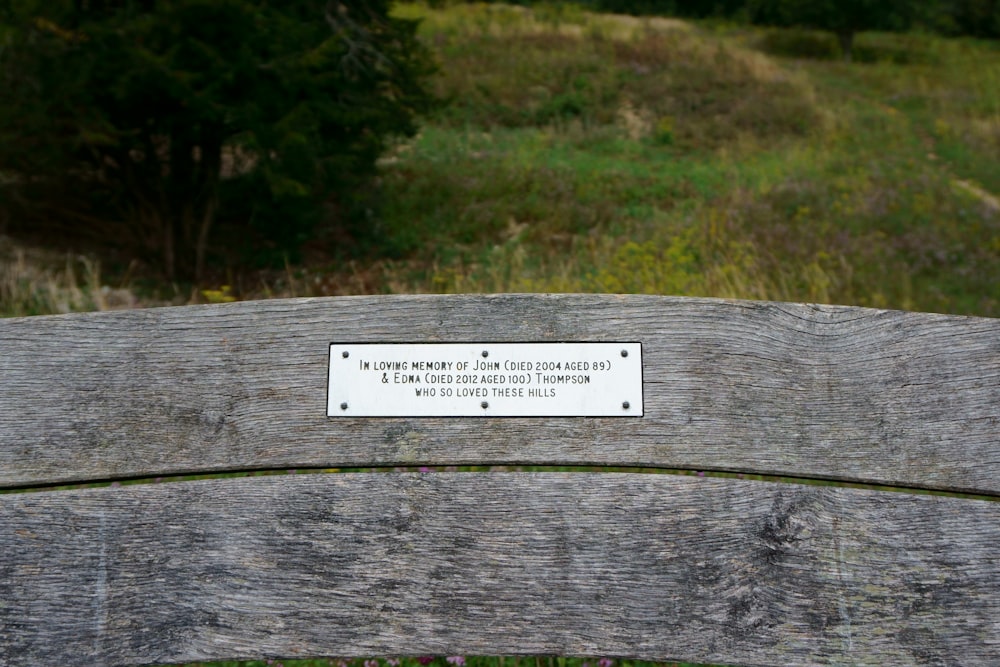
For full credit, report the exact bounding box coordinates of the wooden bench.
[1,294,998,666]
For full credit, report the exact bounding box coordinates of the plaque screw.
[340,402,349,411]
[622,401,630,410]
[621,349,628,358]
[482,350,489,358]
[342,351,349,358]
[481,401,489,409]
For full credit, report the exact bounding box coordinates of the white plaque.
[328,343,642,417]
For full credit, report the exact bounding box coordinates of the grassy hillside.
[3,1,999,317]
[361,2,999,317]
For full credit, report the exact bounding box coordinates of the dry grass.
[0,235,141,316]
[411,1,823,149]
[396,2,691,41]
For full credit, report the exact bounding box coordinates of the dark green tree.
[945,0,1000,38]
[0,0,437,280]
[747,0,923,61]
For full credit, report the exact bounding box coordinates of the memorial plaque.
[328,342,643,417]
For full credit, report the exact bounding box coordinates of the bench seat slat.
[1,295,998,494]
[2,472,997,667]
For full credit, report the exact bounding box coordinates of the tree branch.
[324,1,393,77]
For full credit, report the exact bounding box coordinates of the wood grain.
[1,472,997,667]
[1,295,998,493]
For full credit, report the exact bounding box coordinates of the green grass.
[354,2,1000,317]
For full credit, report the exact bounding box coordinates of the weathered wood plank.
[1,472,997,667]
[1,295,998,492]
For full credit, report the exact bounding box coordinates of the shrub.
[0,0,438,280]
[757,29,839,60]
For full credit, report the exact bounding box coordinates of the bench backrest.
[1,294,998,666]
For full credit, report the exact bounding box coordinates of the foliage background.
[0,0,437,280]
[2,0,998,317]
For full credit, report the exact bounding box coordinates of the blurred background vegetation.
[1,0,998,319]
